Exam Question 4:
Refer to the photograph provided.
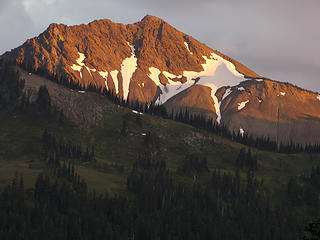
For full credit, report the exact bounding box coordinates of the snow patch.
[184,42,193,54]
[222,88,232,101]
[148,67,161,86]
[120,43,138,100]
[238,87,245,91]
[76,52,85,66]
[71,52,97,79]
[148,52,247,122]
[71,52,85,77]
[239,128,245,137]
[210,52,244,77]
[127,42,136,55]
[132,110,143,115]
[110,70,119,94]
[99,71,108,79]
[215,88,233,124]
[157,83,192,105]
[237,100,249,111]
[163,71,183,83]
[200,83,221,123]
[196,58,245,123]
[99,71,109,90]
[78,90,85,94]
[71,64,82,72]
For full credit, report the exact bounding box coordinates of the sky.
[1,0,319,92]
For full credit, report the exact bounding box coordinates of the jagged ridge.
[1,15,260,101]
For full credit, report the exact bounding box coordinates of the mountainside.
[1,64,320,239]
[2,15,320,144]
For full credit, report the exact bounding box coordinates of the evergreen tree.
[36,85,51,113]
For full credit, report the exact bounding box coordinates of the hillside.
[0,64,320,238]
[0,66,319,191]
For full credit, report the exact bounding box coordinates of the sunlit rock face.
[3,15,320,144]
[1,15,259,103]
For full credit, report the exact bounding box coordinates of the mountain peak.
[1,15,260,105]
[46,22,70,31]
[140,14,165,23]
[48,23,59,29]
[2,16,319,144]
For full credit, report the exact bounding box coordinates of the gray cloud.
[0,0,37,53]
[0,0,319,92]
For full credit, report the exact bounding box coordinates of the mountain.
[2,15,320,144]
[1,17,320,239]
[1,64,320,239]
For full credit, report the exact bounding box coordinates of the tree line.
[236,148,258,171]
[42,128,95,163]
[171,108,320,154]
[0,152,319,239]
[10,60,320,154]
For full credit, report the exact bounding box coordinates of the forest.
[0,63,320,239]
[0,148,319,239]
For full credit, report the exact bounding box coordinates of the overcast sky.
[1,0,319,92]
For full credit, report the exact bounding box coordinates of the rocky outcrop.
[164,85,217,118]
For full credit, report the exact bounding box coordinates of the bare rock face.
[218,80,320,144]
[164,78,320,144]
[164,85,217,118]
[2,15,319,144]
[1,15,259,100]
[129,69,158,103]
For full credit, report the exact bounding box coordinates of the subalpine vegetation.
[13,60,320,153]
[0,63,320,239]
[0,149,319,239]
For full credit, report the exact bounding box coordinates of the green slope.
[1,64,320,238]
[0,65,319,196]
[0,88,319,196]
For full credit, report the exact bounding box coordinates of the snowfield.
[71,44,138,99]
[71,52,85,78]
[148,52,247,123]
[71,52,97,79]
[71,50,252,124]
